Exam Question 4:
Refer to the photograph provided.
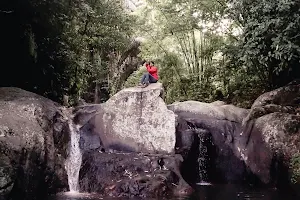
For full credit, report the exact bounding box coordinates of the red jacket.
[146,63,158,80]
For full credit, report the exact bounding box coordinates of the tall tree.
[0,0,136,104]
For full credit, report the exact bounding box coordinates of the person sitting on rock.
[139,61,158,88]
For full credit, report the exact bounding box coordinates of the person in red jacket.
[139,61,158,87]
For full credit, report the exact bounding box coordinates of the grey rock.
[76,83,176,154]
[0,87,69,200]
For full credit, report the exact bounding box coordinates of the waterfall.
[197,129,211,184]
[65,118,82,192]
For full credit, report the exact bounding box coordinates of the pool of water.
[48,184,299,200]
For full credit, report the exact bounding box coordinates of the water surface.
[49,184,299,200]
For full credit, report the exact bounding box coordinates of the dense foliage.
[1,0,299,107]
[1,0,135,104]
[229,0,300,96]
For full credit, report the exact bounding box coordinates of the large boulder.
[0,87,69,200]
[169,81,300,189]
[75,83,176,154]
[252,80,300,108]
[168,101,251,184]
[240,81,300,186]
[75,84,192,198]
[241,113,300,185]
[242,80,300,125]
[79,151,193,198]
[168,100,248,123]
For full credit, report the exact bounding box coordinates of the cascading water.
[65,117,82,192]
[197,129,211,185]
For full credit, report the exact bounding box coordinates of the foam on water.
[65,118,82,192]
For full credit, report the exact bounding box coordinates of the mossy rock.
[290,153,300,184]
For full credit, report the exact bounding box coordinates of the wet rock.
[169,102,250,184]
[79,151,192,198]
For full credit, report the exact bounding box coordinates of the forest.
[1,0,300,108]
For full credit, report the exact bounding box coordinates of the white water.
[65,119,82,192]
[196,181,212,186]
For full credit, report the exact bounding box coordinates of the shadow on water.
[48,184,299,200]
[189,184,299,200]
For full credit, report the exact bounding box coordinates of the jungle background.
[1,0,300,108]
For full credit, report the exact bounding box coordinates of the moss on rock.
[290,153,300,184]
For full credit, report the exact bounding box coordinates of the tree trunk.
[94,82,100,104]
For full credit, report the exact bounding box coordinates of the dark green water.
[49,184,299,200]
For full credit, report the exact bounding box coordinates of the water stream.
[65,117,82,192]
[48,184,299,200]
